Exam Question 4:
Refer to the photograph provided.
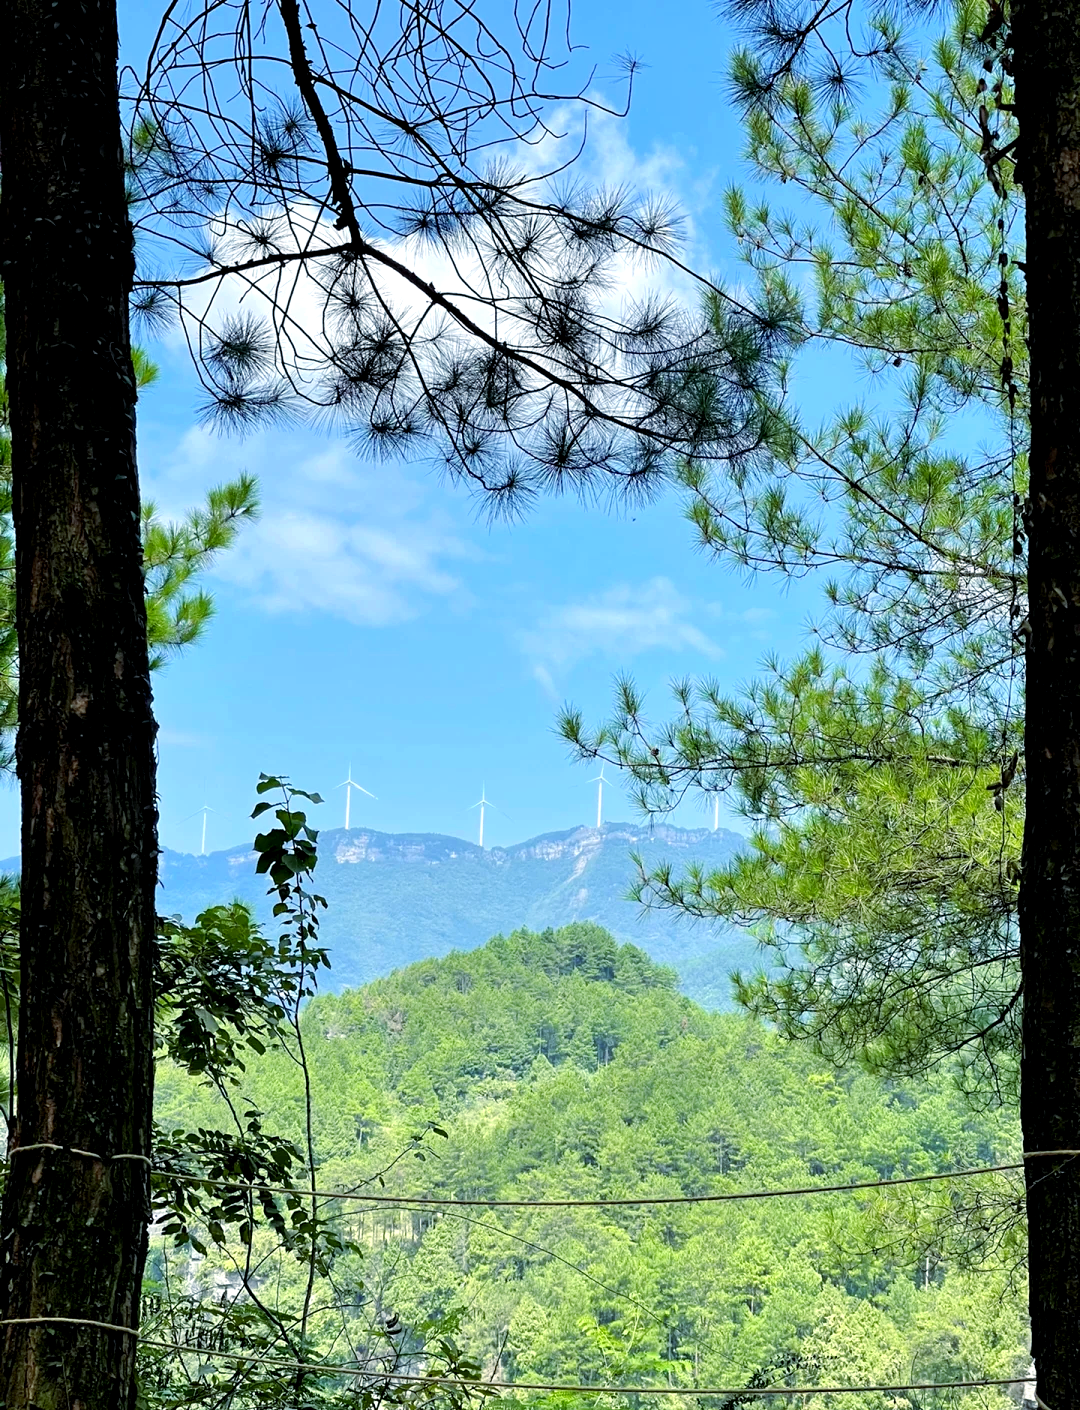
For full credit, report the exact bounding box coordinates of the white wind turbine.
[590,764,609,829]
[338,764,377,830]
[183,803,214,856]
[470,784,503,848]
[713,796,719,832]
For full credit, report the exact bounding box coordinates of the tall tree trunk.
[0,0,158,1406]
[1016,0,1080,1394]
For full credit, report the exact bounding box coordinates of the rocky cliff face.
[321,821,736,867]
[328,831,483,865]
[151,822,758,1004]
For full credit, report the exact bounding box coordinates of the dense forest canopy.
[152,922,1030,1410]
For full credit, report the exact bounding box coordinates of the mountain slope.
[151,820,757,1001]
[152,925,1029,1406]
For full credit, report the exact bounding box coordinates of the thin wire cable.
[433,1206,663,1323]
[8,1143,150,1165]
[155,1161,1025,1208]
[10,1144,1069,1207]
[0,1155,1053,1401]
[0,1323,1041,1398]
[0,1316,137,1335]
[135,1339,1036,1397]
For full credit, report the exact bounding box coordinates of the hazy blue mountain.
[2,822,761,1006]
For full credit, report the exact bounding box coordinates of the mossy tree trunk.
[0,0,158,1406]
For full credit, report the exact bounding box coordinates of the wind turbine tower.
[199,804,214,856]
[591,764,609,829]
[471,785,495,848]
[338,765,377,830]
[183,803,214,856]
[713,796,719,832]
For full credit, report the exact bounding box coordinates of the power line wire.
[14,1143,1069,1209]
[432,1207,664,1324]
[0,1321,1042,1400]
[155,1161,1027,1208]
[135,1339,1037,1398]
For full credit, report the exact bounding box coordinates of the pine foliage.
[562,0,1026,1098]
[123,0,797,513]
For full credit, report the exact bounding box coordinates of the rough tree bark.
[0,0,158,1406]
[1016,0,1080,1394]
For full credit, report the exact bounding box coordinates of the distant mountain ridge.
[3,821,761,1005]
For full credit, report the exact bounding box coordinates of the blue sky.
[0,0,835,858]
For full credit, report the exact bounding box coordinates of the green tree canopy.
[152,920,1030,1410]
[563,0,1026,1099]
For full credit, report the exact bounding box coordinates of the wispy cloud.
[157,728,210,749]
[221,508,466,624]
[531,663,560,702]
[143,426,472,626]
[140,117,727,632]
[521,577,723,685]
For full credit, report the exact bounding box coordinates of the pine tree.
[0,0,792,1405]
[0,291,261,747]
[563,0,1080,1392]
[0,2,157,1403]
[564,0,1024,1093]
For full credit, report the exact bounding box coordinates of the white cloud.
[531,663,560,702]
[522,577,723,679]
[222,508,466,625]
[143,426,472,626]
[149,102,729,473]
[702,601,775,627]
[736,606,775,626]
[140,115,732,632]
[157,728,209,748]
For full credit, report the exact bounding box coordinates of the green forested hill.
[147,822,755,1002]
[154,924,1030,1409]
